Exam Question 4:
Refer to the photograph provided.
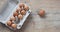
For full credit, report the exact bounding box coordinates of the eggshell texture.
[10,16,15,21]
[21,10,26,15]
[16,7,21,13]
[19,3,25,8]
[24,5,29,11]
[11,24,17,28]
[18,14,23,19]
[7,21,12,26]
[39,9,45,16]
[13,11,18,17]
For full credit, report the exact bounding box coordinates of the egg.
[13,11,18,17]
[11,24,17,28]
[20,10,26,15]
[16,7,22,13]
[39,9,45,16]
[18,14,23,19]
[10,16,15,21]
[19,3,25,8]
[7,21,12,26]
[24,5,29,11]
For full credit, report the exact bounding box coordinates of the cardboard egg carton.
[0,0,31,30]
[0,0,8,14]
[5,4,31,30]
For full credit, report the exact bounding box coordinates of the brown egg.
[18,14,23,19]
[16,7,22,13]
[7,21,12,26]
[10,16,15,21]
[13,11,18,17]
[21,10,26,15]
[24,5,29,11]
[39,9,45,16]
[19,3,25,8]
[11,24,17,28]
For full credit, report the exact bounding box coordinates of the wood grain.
[0,0,60,32]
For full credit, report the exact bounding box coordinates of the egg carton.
[0,0,31,30]
[0,0,8,14]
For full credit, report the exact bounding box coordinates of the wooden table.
[0,0,60,32]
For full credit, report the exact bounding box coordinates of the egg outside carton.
[2,3,31,30]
